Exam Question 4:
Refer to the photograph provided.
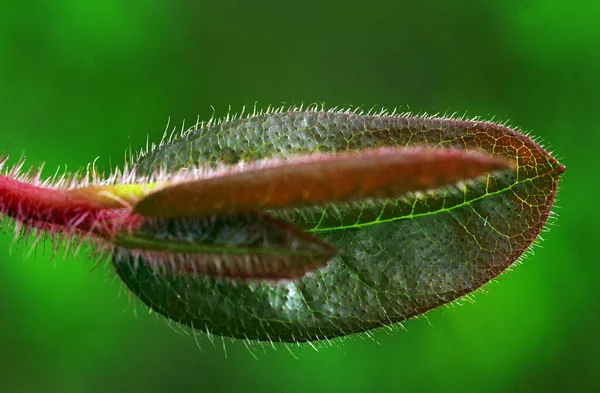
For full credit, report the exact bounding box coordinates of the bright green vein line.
[307,170,551,233]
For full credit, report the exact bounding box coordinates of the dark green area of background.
[0,1,595,392]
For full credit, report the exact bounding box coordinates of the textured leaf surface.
[113,110,565,342]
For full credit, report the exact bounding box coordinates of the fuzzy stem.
[0,174,144,239]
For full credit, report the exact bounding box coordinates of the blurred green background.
[0,1,594,392]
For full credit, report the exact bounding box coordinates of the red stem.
[0,174,142,239]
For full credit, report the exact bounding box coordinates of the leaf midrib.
[308,167,558,233]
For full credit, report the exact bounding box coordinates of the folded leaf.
[114,213,338,280]
[134,146,513,218]
[113,110,565,342]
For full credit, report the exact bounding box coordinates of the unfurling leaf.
[0,108,565,344]
[134,146,513,218]
[114,213,339,280]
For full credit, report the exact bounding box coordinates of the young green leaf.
[110,109,565,343]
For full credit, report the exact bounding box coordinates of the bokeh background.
[0,1,595,392]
